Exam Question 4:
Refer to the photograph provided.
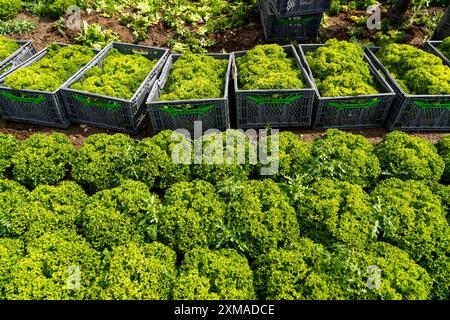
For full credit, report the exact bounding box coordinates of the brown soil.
[321,6,446,46]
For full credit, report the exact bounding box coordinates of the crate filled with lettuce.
[233,44,315,128]
[268,0,332,16]
[366,43,450,131]
[0,36,36,78]
[260,0,323,42]
[425,39,450,67]
[146,53,231,132]
[61,42,169,133]
[0,43,97,128]
[298,40,395,129]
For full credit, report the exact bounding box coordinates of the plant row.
[1,129,449,190]
[0,129,449,300]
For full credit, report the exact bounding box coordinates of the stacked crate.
[260,0,331,42]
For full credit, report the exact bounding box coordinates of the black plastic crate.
[268,0,332,16]
[233,45,315,128]
[146,53,231,133]
[0,40,35,78]
[424,40,450,66]
[260,0,323,42]
[0,44,97,129]
[366,46,450,131]
[61,42,169,134]
[298,44,396,129]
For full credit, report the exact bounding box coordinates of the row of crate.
[0,40,449,133]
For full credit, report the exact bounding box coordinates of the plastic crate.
[0,40,36,78]
[298,44,395,129]
[0,44,97,129]
[366,46,450,131]
[268,0,332,16]
[61,42,169,134]
[424,40,450,66]
[260,0,323,42]
[233,45,315,128]
[146,53,231,133]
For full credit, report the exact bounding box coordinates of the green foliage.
[0,238,25,299]
[11,133,76,188]
[258,131,312,181]
[71,133,136,192]
[8,181,89,240]
[0,20,37,35]
[306,39,379,97]
[323,242,432,300]
[159,180,226,253]
[374,179,450,297]
[308,129,381,188]
[30,0,85,18]
[253,238,334,300]
[80,180,161,250]
[373,30,406,47]
[159,53,228,101]
[376,43,450,95]
[27,180,88,211]
[71,48,157,99]
[438,36,450,60]
[218,179,300,258]
[0,179,28,237]
[4,43,96,92]
[0,129,448,300]
[0,0,21,21]
[329,0,377,15]
[294,179,377,248]
[139,130,192,189]
[237,44,303,90]
[3,231,101,300]
[8,202,78,241]
[75,21,120,50]
[192,130,256,184]
[174,248,255,300]
[0,36,19,62]
[371,179,449,263]
[100,242,177,300]
[374,131,445,182]
[0,133,21,177]
[436,135,450,184]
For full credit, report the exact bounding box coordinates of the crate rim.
[298,43,396,101]
[0,40,33,68]
[63,41,170,104]
[232,44,316,94]
[366,45,450,99]
[0,43,100,95]
[425,40,450,68]
[146,52,232,106]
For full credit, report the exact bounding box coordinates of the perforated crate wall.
[260,0,323,42]
[146,53,231,133]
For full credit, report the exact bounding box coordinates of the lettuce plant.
[237,44,303,90]
[4,43,96,92]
